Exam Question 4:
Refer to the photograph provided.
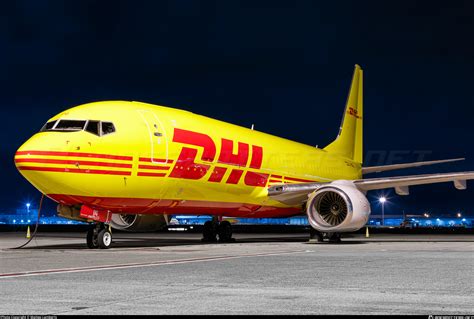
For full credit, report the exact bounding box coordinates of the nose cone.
[15,137,36,168]
[15,134,51,168]
[14,133,69,195]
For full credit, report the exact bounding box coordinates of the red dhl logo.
[168,128,268,187]
[347,107,361,119]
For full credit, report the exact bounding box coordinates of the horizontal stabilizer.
[362,158,464,174]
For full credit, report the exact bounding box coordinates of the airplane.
[14,64,474,248]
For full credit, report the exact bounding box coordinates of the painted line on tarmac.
[0,250,307,279]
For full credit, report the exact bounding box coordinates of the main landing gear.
[309,228,342,243]
[202,217,235,243]
[86,223,113,249]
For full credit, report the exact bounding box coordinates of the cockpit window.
[40,120,57,131]
[101,122,116,135]
[54,120,87,131]
[85,120,100,136]
[39,119,116,136]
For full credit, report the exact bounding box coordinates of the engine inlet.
[312,191,349,226]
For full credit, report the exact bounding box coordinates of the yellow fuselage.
[15,101,361,218]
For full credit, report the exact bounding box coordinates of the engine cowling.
[110,214,169,232]
[306,181,370,232]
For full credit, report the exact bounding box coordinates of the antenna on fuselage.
[251,124,254,130]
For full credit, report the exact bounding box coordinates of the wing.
[268,171,474,205]
[361,158,464,174]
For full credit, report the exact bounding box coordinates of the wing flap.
[354,171,474,191]
[454,179,467,190]
[362,158,464,174]
[395,185,409,195]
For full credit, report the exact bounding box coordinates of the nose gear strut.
[86,223,112,249]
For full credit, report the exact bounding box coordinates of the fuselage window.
[85,120,100,136]
[52,120,87,131]
[101,122,115,135]
[40,120,57,132]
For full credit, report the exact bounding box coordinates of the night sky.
[1,1,473,217]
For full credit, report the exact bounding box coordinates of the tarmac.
[0,230,473,315]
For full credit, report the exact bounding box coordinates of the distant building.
[171,214,472,228]
[1,208,471,228]
[0,207,85,225]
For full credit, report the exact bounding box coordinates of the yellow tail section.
[324,64,363,164]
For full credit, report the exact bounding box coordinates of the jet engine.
[306,181,370,232]
[110,214,169,232]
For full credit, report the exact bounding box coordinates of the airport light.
[379,197,386,226]
[456,212,462,218]
[423,213,430,218]
[26,203,30,213]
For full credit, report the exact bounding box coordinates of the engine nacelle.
[110,214,169,232]
[306,181,371,233]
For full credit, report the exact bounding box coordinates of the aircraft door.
[138,110,169,163]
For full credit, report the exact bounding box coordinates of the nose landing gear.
[86,223,112,249]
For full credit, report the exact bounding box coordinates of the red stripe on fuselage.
[17,166,131,176]
[137,172,167,177]
[47,194,302,218]
[269,179,283,183]
[15,150,132,161]
[138,165,170,170]
[284,177,316,183]
[15,158,132,169]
